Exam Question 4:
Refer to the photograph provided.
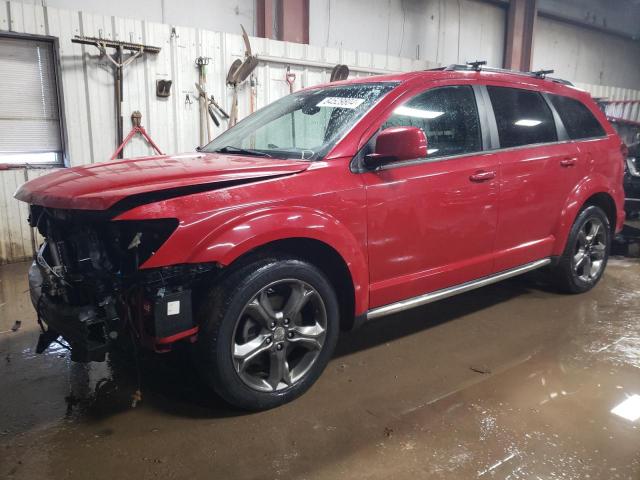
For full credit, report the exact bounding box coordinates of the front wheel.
[551,205,611,293]
[195,256,339,410]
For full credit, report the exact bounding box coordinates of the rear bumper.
[29,262,109,362]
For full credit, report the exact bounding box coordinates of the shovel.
[330,64,350,82]
[226,25,258,128]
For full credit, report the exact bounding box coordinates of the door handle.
[469,170,496,182]
[560,157,578,167]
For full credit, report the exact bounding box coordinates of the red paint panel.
[115,158,371,316]
[14,153,310,210]
[364,154,500,308]
[491,141,582,271]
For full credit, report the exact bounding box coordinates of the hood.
[15,153,310,211]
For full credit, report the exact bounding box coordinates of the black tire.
[195,256,340,410]
[551,205,611,293]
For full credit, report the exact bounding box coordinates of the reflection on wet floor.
[1,223,639,479]
[613,218,640,258]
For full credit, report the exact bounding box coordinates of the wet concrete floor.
[1,221,640,479]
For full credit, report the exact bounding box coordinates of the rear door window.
[548,94,606,140]
[382,85,481,159]
[487,86,557,148]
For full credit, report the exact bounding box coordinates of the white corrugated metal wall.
[533,16,640,91]
[0,1,433,264]
[309,0,507,67]
[1,1,639,265]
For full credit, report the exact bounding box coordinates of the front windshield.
[203,82,397,160]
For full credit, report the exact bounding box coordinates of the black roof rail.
[530,69,554,78]
[528,69,574,86]
[426,62,574,86]
[466,60,487,71]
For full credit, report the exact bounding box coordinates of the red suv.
[17,65,625,410]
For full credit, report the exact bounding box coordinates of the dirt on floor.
[1,221,639,479]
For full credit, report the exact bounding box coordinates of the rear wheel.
[195,256,339,410]
[552,205,610,293]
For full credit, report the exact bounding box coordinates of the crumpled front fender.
[118,203,369,316]
[185,206,369,315]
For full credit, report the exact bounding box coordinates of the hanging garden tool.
[249,74,257,114]
[195,82,216,134]
[208,94,231,127]
[209,95,229,121]
[285,66,296,93]
[330,64,350,82]
[195,56,212,145]
[110,111,163,160]
[226,57,242,127]
[285,66,297,146]
[195,83,230,131]
[71,35,160,159]
[226,25,258,128]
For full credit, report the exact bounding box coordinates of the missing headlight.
[106,218,179,272]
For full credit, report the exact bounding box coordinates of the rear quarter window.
[487,86,558,148]
[548,94,606,140]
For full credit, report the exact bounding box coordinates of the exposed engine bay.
[28,205,217,362]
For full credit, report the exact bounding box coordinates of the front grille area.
[28,206,216,361]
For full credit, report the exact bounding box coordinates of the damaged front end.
[28,206,217,362]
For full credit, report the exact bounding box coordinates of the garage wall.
[6,0,257,35]
[0,0,432,264]
[533,16,640,90]
[14,0,508,65]
[310,0,507,67]
[537,0,640,41]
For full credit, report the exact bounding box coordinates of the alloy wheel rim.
[231,279,327,392]
[572,217,607,283]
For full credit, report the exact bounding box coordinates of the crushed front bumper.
[29,262,109,362]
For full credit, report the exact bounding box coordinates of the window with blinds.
[0,36,63,165]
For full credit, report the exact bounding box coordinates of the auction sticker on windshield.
[317,97,366,109]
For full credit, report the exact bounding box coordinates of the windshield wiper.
[213,146,272,157]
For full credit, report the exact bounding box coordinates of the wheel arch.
[223,237,359,331]
[183,207,369,328]
[583,192,617,234]
[553,175,618,255]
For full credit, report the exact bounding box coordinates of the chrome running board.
[366,258,551,320]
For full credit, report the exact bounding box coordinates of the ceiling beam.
[504,0,537,71]
[256,0,309,44]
